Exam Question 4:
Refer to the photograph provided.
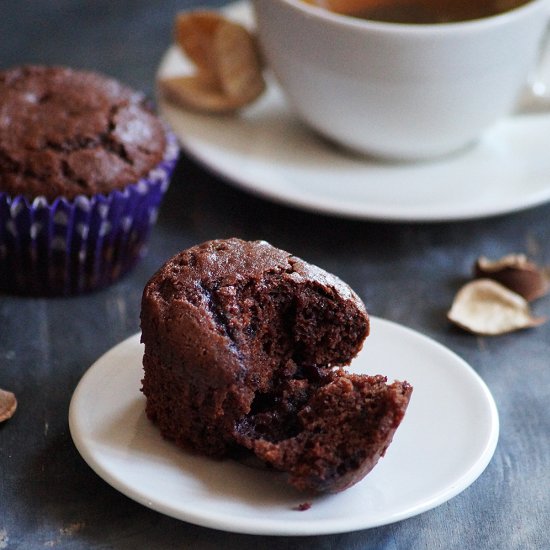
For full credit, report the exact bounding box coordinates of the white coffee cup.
[252,0,550,161]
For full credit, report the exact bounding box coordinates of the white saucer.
[69,318,499,536]
[157,1,550,222]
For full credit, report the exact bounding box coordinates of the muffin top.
[143,238,369,374]
[147,238,366,315]
[0,65,167,202]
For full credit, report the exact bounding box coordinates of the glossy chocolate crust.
[0,65,166,201]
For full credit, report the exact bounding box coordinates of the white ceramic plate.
[69,318,499,536]
[156,1,550,222]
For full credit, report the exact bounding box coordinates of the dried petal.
[448,279,547,335]
[164,10,266,114]
[214,20,266,102]
[159,75,257,114]
[0,388,17,423]
[474,254,550,301]
[174,11,225,81]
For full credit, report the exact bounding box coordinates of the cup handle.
[516,19,550,113]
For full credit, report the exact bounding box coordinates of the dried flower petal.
[0,388,17,423]
[164,10,266,114]
[214,20,266,102]
[159,75,257,114]
[448,279,547,335]
[174,11,224,82]
[474,254,550,302]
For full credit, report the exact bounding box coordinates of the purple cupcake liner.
[0,131,179,296]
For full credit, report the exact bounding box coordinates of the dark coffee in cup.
[302,0,531,24]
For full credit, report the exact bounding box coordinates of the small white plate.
[157,1,550,222]
[69,318,499,536]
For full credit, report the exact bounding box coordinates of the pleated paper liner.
[0,131,179,296]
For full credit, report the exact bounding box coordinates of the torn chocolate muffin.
[140,238,412,493]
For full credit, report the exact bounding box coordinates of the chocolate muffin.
[0,65,178,295]
[0,65,165,201]
[141,239,412,493]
